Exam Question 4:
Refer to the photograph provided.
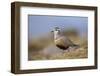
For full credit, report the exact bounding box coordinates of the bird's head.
[51,27,61,40]
[51,27,60,33]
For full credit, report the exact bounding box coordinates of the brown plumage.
[52,27,78,50]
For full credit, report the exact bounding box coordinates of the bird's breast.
[54,38,65,46]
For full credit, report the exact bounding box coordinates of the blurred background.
[28,15,88,60]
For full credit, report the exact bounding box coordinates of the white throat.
[54,30,60,40]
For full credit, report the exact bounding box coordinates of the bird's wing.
[63,36,74,45]
[55,36,74,47]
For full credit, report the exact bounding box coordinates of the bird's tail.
[72,44,80,48]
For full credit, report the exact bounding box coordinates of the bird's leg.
[67,47,72,52]
[63,48,70,53]
[62,50,66,53]
[67,48,70,52]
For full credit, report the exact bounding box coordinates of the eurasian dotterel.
[52,27,79,50]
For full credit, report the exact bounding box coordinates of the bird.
[51,27,79,50]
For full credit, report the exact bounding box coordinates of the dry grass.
[28,30,88,60]
[49,48,87,59]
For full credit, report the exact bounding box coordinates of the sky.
[28,15,88,39]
